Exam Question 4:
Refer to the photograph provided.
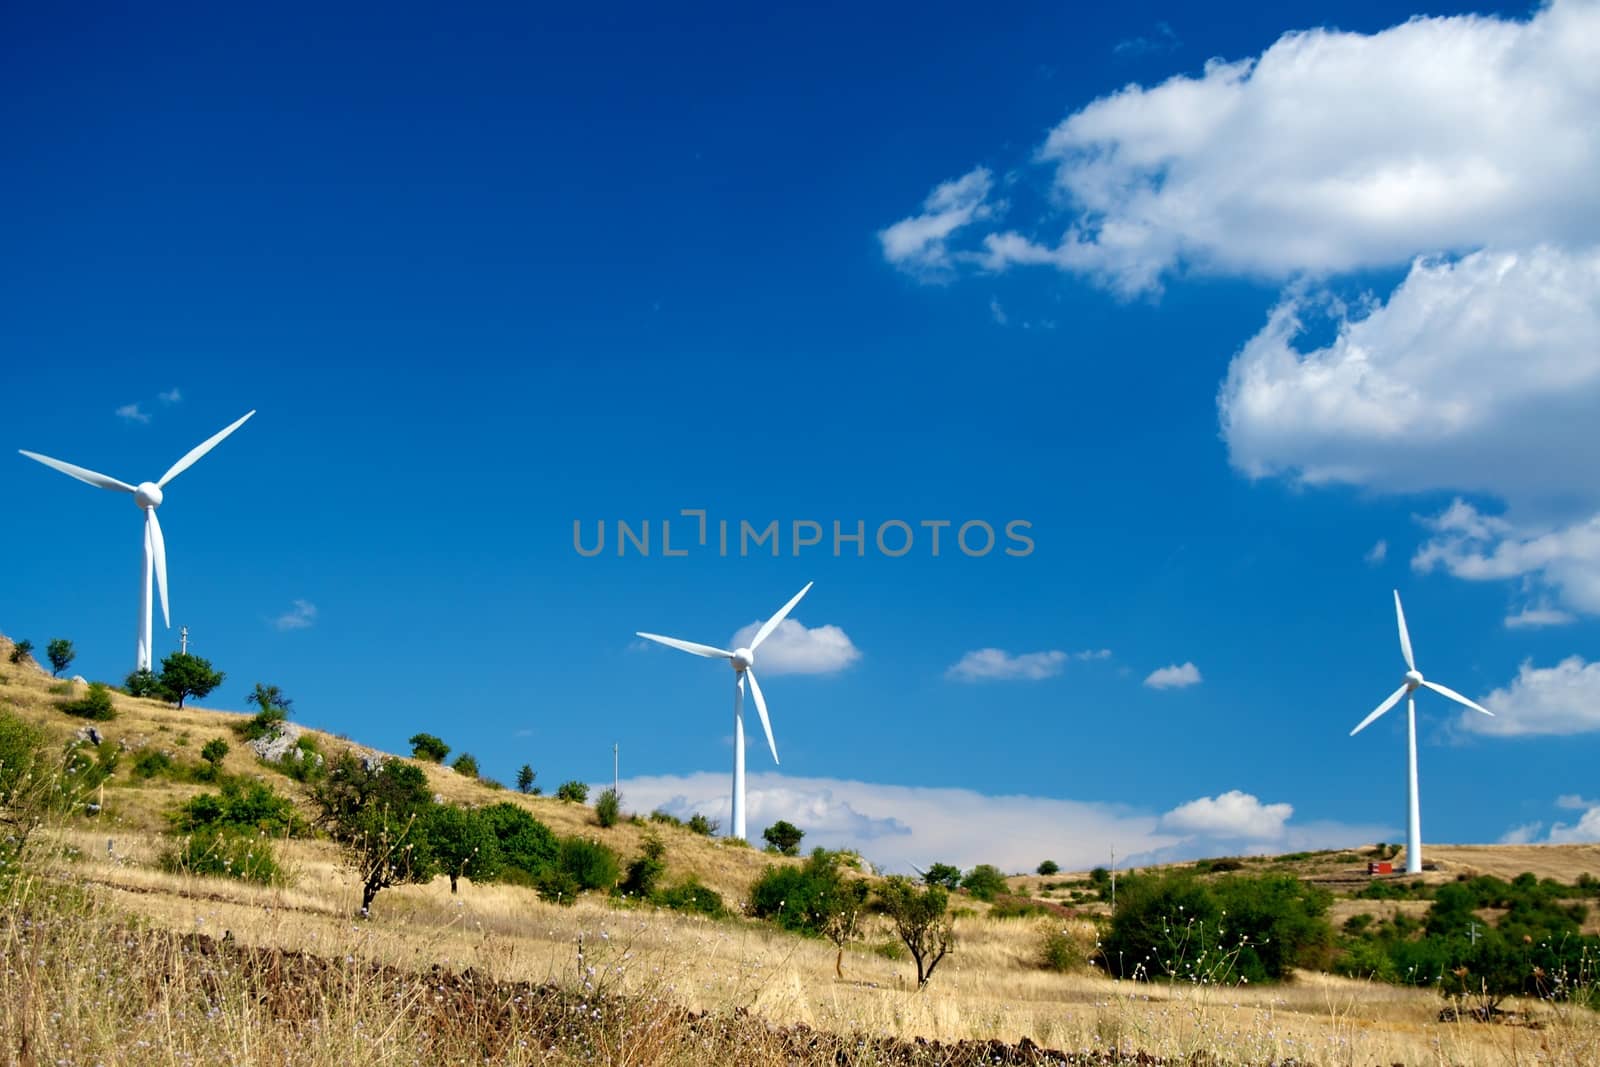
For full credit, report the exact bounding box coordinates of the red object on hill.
[1368,861,1393,875]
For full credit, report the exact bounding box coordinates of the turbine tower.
[1350,590,1493,874]
[19,411,255,672]
[636,581,812,840]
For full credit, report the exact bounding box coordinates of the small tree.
[556,780,589,803]
[762,819,805,856]
[961,864,1008,901]
[7,639,33,665]
[451,753,479,778]
[687,813,718,836]
[157,652,224,709]
[812,852,871,978]
[249,683,293,716]
[312,751,439,915]
[516,764,536,794]
[47,638,75,677]
[199,737,229,780]
[408,733,450,763]
[595,787,621,827]
[425,805,502,893]
[479,801,560,878]
[922,862,962,890]
[877,876,955,990]
[124,668,161,698]
[1037,859,1060,876]
[620,834,667,898]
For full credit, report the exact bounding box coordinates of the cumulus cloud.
[1144,662,1201,689]
[889,2,1600,293]
[1469,655,1600,736]
[116,403,150,424]
[1365,540,1388,566]
[613,772,1381,873]
[946,648,1067,682]
[878,168,998,277]
[1413,501,1600,616]
[158,387,182,405]
[1549,809,1600,844]
[1220,247,1600,508]
[1558,794,1599,811]
[727,618,860,675]
[272,599,318,631]
[1160,790,1293,840]
[1505,605,1577,629]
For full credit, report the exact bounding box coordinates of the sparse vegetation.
[6,639,32,665]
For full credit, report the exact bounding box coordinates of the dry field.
[4,635,1600,1065]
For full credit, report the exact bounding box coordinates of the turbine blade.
[745,668,779,765]
[18,450,135,493]
[1351,685,1408,736]
[635,632,733,659]
[147,508,170,629]
[158,410,255,488]
[1422,679,1493,717]
[1394,589,1415,671]
[750,581,813,652]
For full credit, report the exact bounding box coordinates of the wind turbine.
[19,411,255,672]
[636,581,812,841]
[1350,590,1493,874]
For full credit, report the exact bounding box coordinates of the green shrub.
[480,802,559,877]
[173,780,298,835]
[236,707,288,742]
[559,836,619,891]
[649,809,683,828]
[425,805,501,892]
[1040,926,1088,972]
[1037,860,1060,876]
[7,639,33,666]
[686,813,717,836]
[762,819,805,856]
[451,753,479,778]
[131,748,177,779]
[160,828,283,885]
[535,868,582,906]
[961,864,1008,901]
[516,764,536,794]
[595,788,621,828]
[619,834,667,900]
[124,668,161,697]
[59,682,117,721]
[656,879,728,918]
[923,862,962,890]
[200,738,229,769]
[555,780,589,803]
[408,732,450,763]
[988,895,1051,919]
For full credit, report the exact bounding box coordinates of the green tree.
[595,787,621,827]
[516,764,536,794]
[312,752,438,915]
[687,813,718,836]
[451,752,479,778]
[556,836,620,892]
[249,683,293,715]
[124,668,161,698]
[556,780,589,803]
[46,639,75,677]
[1037,860,1060,876]
[877,876,955,990]
[157,652,224,709]
[198,737,229,780]
[7,639,34,665]
[425,805,502,893]
[619,833,667,899]
[479,801,560,877]
[961,864,1008,901]
[408,733,450,763]
[922,862,962,890]
[762,819,805,856]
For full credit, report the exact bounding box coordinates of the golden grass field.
[4,633,1599,1065]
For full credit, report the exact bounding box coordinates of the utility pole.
[180,626,188,654]
[1468,921,1481,945]
[613,743,619,796]
[1110,846,1117,910]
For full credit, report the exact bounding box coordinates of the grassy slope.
[4,630,1599,1065]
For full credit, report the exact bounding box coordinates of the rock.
[361,753,385,773]
[75,726,103,745]
[71,675,87,686]
[247,723,304,763]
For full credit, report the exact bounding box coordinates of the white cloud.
[1114,21,1180,58]
[1077,648,1112,661]
[1505,605,1577,629]
[1414,501,1600,616]
[939,2,1600,294]
[989,298,1008,325]
[1220,247,1600,508]
[272,599,318,631]
[1557,794,1599,811]
[1469,655,1600,736]
[728,618,860,675]
[158,387,182,405]
[1144,662,1201,689]
[1549,808,1600,844]
[946,648,1067,682]
[116,403,150,424]
[1160,790,1293,841]
[1365,540,1388,565]
[1499,821,1544,845]
[878,168,998,277]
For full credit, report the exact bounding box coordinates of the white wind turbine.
[19,411,256,672]
[636,581,812,841]
[1349,590,1493,874]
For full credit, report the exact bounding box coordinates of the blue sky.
[4,0,1598,873]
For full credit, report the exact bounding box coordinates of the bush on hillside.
[961,864,1008,901]
[555,780,589,803]
[595,787,621,827]
[59,682,117,721]
[451,753,479,778]
[160,828,283,885]
[408,733,450,763]
[124,668,161,697]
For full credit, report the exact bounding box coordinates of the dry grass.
[5,632,1600,1064]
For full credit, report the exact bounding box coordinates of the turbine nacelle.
[730,647,753,672]
[134,482,164,510]
[1404,669,1423,690]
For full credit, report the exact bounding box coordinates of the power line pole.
[613,743,619,796]
[180,626,189,654]
[1110,846,1117,910]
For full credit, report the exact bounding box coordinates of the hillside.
[4,630,1600,1066]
